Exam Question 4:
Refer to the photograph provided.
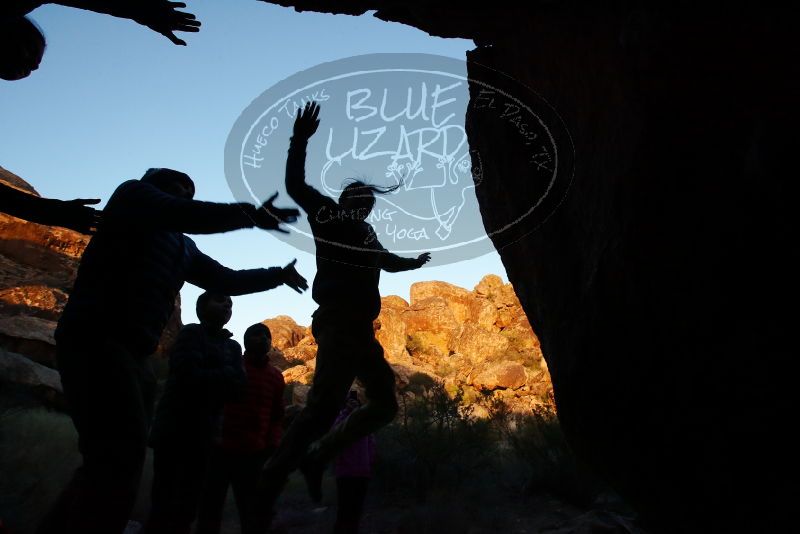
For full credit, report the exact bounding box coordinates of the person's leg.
[145,446,179,534]
[310,325,398,462]
[229,450,267,531]
[38,340,156,534]
[175,444,213,534]
[251,315,356,531]
[334,477,369,534]
[147,444,210,534]
[195,448,231,534]
[263,317,355,475]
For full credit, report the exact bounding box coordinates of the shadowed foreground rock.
[0,347,64,408]
[262,4,795,531]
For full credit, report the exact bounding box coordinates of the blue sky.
[0,0,508,340]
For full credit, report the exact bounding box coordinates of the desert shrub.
[375,378,493,503]
[487,398,600,505]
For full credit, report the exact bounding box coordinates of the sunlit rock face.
[0,167,90,369]
[264,3,795,531]
[269,275,553,414]
[0,167,182,402]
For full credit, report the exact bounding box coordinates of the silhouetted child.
[1,1,200,80]
[333,391,376,534]
[255,102,430,529]
[146,292,245,534]
[195,323,286,534]
[43,168,306,534]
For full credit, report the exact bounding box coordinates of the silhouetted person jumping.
[1,0,200,80]
[39,168,307,534]
[254,102,430,531]
[0,180,100,234]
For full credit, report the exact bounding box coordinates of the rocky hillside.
[0,167,181,407]
[0,167,90,368]
[263,275,553,415]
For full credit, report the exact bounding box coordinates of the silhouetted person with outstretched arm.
[38,168,308,534]
[0,181,100,234]
[254,102,430,531]
[1,0,200,80]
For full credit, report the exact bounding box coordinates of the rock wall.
[264,275,553,415]
[263,3,796,531]
[0,167,90,370]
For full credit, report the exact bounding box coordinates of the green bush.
[376,378,493,503]
[487,398,600,505]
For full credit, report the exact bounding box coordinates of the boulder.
[262,315,308,351]
[0,347,62,392]
[282,335,318,364]
[403,296,459,334]
[381,295,409,310]
[454,322,509,364]
[374,305,412,365]
[0,315,57,367]
[282,364,314,386]
[0,347,63,408]
[267,348,291,371]
[0,285,68,320]
[473,361,527,391]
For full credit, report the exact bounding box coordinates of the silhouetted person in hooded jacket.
[38,168,307,534]
[254,102,430,531]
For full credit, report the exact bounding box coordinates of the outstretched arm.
[47,1,201,45]
[102,180,297,235]
[380,249,431,273]
[185,240,308,296]
[285,101,335,216]
[0,182,101,234]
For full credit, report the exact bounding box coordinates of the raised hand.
[130,1,201,46]
[253,192,300,232]
[293,101,320,140]
[281,259,308,294]
[416,252,431,267]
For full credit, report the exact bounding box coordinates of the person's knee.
[367,393,398,426]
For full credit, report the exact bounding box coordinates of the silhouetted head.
[141,168,195,199]
[338,180,400,221]
[196,292,232,329]
[244,323,272,356]
[0,17,46,81]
